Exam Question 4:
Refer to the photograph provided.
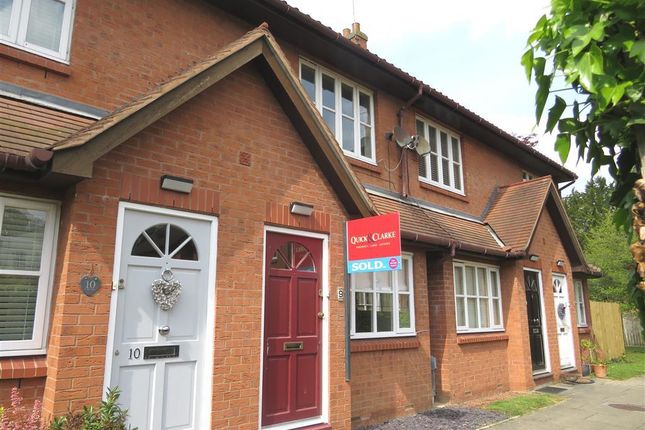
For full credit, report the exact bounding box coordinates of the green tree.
[564,176,613,247]
[522,0,644,227]
[523,0,644,317]
[585,211,634,307]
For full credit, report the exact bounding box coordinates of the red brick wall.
[0,0,548,221]
[0,63,356,428]
[525,210,582,382]
[350,248,432,427]
[1,0,250,111]
[428,208,584,401]
[428,255,510,401]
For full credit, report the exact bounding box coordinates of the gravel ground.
[360,407,507,430]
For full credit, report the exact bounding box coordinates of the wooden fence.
[589,301,625,360]
[622,312,645,347]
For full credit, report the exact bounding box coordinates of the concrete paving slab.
[487,376,645,430]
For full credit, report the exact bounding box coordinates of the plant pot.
[592,363,607,378]
[582,363,591,376]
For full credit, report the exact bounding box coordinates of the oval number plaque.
[80,275,101,296]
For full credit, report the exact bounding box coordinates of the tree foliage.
[564,176,613,247]
[565,178,634,307]
[585,211,634,307]
[523,0,644,231]
[525,0,644,317]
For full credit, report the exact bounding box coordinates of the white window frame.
[299,58,376,164]
[574,280,588,327]
[0,0,75,63]
[0,194,59,357]
[350,253,415,339]
[416,116,464,195]
[453,260,504,333]
[522,171,535,181]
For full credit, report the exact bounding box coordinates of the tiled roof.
[0,96,94,157]
[369,193,505,252]
[484,177,553,251]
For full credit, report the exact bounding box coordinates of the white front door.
[106,204,217,430]
[552,273,575,369]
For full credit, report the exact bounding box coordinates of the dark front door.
[524,270,546,372]
[262,232,323,426]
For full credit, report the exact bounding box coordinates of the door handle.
[158,325,170,336]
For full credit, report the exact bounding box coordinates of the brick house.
[0,1,598,429]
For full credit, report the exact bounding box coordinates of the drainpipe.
[343,224,351,382]
[397,85,423,198]
[0,148,53,172]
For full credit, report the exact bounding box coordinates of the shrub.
[48,388,135,430]
[0,387,42,430]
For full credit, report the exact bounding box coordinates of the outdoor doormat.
[609,404,645,412]
[535,386,568,394]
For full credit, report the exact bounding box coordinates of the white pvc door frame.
[552,272,575,370]
[103,202,218,429]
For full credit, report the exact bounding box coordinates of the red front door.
[262,232,323,426]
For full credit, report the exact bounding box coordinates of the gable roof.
[216,0,576,183]
[43,25,375,217]
[485,177,598,276]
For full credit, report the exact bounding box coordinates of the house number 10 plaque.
[80,275,101,296]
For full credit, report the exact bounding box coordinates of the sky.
[285,0,611,193]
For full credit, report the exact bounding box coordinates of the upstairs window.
[300,59,375,163]
[351,254,415,338]
[0,195,58,356]
[574,280,587,327]
[416,117,464,194]
[0,0,75,62]
[522,171,535,181]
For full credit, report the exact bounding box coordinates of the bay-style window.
[453,261,503,332]
[0,0,75,61]
[351,254,414,338]
[574,280,587,327]
[416,117,464,194]
[300,59,376,163]
[0,196,58,356]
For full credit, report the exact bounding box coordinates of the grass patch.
[485,393,561,417]
[607,347,645,380]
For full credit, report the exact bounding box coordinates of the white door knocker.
[152,269,182,311]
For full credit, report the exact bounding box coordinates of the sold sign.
[346,212,401,274]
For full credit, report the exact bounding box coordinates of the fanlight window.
[270,241,315,272]
[553,277,563,294]
[132,224,198,260]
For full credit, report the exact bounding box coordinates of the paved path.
[489,375,645,430]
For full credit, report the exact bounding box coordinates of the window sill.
[0,44,71,76]
[351,337,420,353]
[0,356,47,379]
[578,326,591,334]
[457,333,509,345]
[419,181,468,202]
[346,155,380,173]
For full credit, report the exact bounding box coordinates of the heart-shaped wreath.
[152,269,182,311]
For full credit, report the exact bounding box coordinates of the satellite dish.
[393,126,413,148]
[414,135,431,156]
